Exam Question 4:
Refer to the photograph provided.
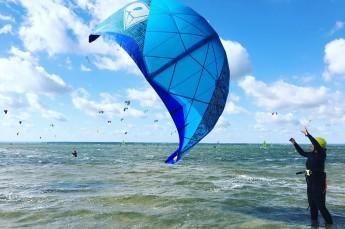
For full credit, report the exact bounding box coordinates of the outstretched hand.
[289,138,296,144]
[301,127,309,136]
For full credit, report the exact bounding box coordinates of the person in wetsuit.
[290,128,333,226]
[72,150,78,158]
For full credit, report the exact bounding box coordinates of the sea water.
[0,143,344,228]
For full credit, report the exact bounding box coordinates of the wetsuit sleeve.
[306,133,324,154]
[293,142,308,157]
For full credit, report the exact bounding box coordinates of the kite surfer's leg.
[308,177,333,225]
[315,188,333,225]
[308,185,319,223]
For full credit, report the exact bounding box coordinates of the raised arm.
[301,128,324,154]
[307,133,324,154]
[290,138,308,157]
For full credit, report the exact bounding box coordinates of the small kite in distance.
[123,107,128,112]
[4,110,8,115]
[125,100,131,106]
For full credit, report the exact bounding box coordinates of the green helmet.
[315,137,327,149]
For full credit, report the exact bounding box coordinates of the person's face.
[309,145,314,151]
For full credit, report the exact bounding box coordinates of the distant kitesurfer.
[290,128,333,226]
[72,150,78,158]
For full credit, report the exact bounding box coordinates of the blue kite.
[89,0,230,164]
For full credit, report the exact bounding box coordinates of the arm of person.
[301,128,324,154]
[290,138,308,157]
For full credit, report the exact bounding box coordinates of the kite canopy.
[89,0,230,164]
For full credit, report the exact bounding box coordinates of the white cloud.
[74,0,134,21]
[26,93,67,122]
[0,47,70,95]
[0,92,27,110]
[323,38,345,80]
[127,88,160,108]
[239,76,329,111]
[16,0,137,73]
[0,47,70,121]
[225,101,247,115]
[221,39,252,80]
[255,112,300,127]
[80,64,91,72]
[0,14,15,22]
[215,116,231,130]
[239,76,345,131]
[316,91,345,125]
[224,94,248,115]
[18,0,79,55]
[0,24,12,34]
[93,52,139,75]
[329,21,345,35]
[72,88,145,118]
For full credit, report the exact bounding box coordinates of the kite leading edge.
[89,0,230,164]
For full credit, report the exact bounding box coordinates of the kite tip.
[89,34,100,43]
[165,150,181,165]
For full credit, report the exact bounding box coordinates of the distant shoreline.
[0,142,345,146]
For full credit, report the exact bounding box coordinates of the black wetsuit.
[293,134,333,224]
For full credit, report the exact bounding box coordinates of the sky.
[0,0,345,144]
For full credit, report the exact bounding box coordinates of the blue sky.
[0,0,345,144]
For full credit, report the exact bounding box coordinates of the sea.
[0,143,344,229]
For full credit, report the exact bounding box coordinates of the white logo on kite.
[124,2,150,30]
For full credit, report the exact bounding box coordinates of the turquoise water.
[0,143,344,229]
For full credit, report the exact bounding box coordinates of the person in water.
[290,128,333,226]
[72,150,78,158]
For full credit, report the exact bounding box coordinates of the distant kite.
[4,110,8,114]
[90,0,230,164]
